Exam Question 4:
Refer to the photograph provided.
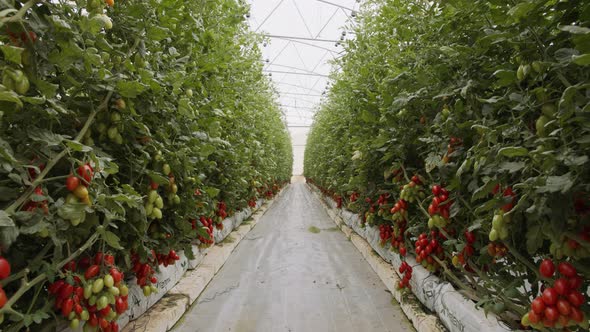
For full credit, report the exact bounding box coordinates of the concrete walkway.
[173,180,414,332]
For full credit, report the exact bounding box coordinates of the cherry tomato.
[115,297,126,314]
[61,298,74,317]
[544,306,559,322]
[0,287,7,308]
[77,164,94,185]
[431,185,441,196]
[539,259,555,278]
[88,313,98,326]
[0,257,11,279]
[528,310,541,324]
[556,299,571,316]
[542,287,558,305]
[567,291,585,307]
[557,262,577,278]
[568,275,583,290]
[65,175,80,192]
[553,278,569,295]
[464,231,475,244]
[59,283,74,299]
[84,264,100,280]
[570,307,585,323]
[104,254,115,266]
[110,268,122,283]
[531,297,545,314]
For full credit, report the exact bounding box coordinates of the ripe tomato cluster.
[131,254,158,297]
[155,250,180,267]
[23,161,49,214]
[389,199,408,222]
[427,185,452,228]
[349,192,359,203]
[398,261,413,289]
[399,175,425,203]
[0,257,11,312]
[492,185,516,213]
[414,231,446,272]
[389,219,407,257]
[193,216,215,246]
[216,201,228,223]
[379,224,392,245]
[65,164,94,206]
[522,260,588,329]
[452,231,476,269]
[486,242,508,259]
[335,195,343,208]
[49,253,128,331]
[164,168,181,206]
[442,136,462,164]
[248,199,257,208]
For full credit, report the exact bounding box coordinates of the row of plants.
[0,0,292,331]
[305,0,589,330]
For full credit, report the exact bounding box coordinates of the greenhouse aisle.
[173,178,414,332]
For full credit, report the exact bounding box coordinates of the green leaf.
[103,230,123,249]
[66,140,93,152]
[147,26,170,41]
[498,147,528,157]
[0,90,23,107]
[28,129,66,146]
[492,70,516,87]
[205,186,220,198]
[537,174,574,194]
[559,25,590,35]
[57,203,86,221]
[508,2,535,19]
[116,81,147,98]
[572,54,590,66]
[472,180,498,202]
[499,161,525,173]
[0,45,24,65]
[526,224,543,254]
[147,171,170,186]
[0,210,15,226]
[360,109,377,123]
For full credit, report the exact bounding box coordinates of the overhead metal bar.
[281,104,317,110]
[269,63,321,75]
[255,0,286,32]
[315,0,355,12]
[265,70,329,78]
[279,92,324,97]
[277,37,339,54]
[276,82,324,93]
[266,34,339,43]
[315,8,340,38]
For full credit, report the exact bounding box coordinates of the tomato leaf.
[103,230,123,250]
[0,210,15,227]
[0,45,24,65]
[498,147,528,157]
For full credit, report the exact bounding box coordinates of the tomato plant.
[0,0,292,330]
[305,0,589,330]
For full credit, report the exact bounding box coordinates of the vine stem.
[5,91,113,214]
[503,242,540,279]
[0,0,43,27]
[431,255,480,302]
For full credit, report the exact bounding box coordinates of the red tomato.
[553,278,569,295]
[65,175,80,192]
[557,262,577,278]
[115,297,126,314]
[77,164,94,185]
[74,303,83,314]
[84,265,100,280]
[88,313,98,326]
[542,288,558,305]
[431,185,441,196]
[539,259,555,278]
[0,257,11,279]
[567,291,585,307]
[104,254,115,266]
[94,252,103,265]
[528,310,541,324]
[100,304,111,317]
[99,318,110,329]
[59,284,74,300]
[110,268,122,283]
[531,297,545,314]
[111,322,119,332]
[150,181,159,190]
[61,298,74,317]
[556,299,571,316]
[0,287,7,308]
[544,306,559,322]
[570,307,585,323]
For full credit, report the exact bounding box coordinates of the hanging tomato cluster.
[397,261,413,290]
[49,253,128,331]
[427,185,452,228]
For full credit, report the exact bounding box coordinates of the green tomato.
[92,278,104,293]
[108,286,120,296]
[111,112,121,123]
[173,195,181,205]
[162,163,171,175]
[186,89,193,97]
[97,295,109,310]
[107,126,118,140]
[492,214,504,229]
[171,184,178,194]
[38,228,50,238]
[80,309,90,321]
[115,133,123,145]
[70,319,80,329]
[88,295,97,306]
[84,284,93,299]
[103,274,114,288]
[143,285,152,296]
[489,229,499,242]
[152,207,162,219]
[148,190,158,203]
[155,196,164,209]
[541,104,556,118]
[145,202,154,215]
[120,284,129,296]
